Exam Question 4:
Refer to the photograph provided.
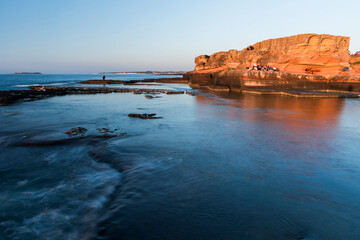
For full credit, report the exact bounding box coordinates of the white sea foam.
[12,84,38,87]
[2,161,121,240]
[12,82,71,88]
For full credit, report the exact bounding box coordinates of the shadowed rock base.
[184,70,360,97]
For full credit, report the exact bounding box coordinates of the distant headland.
[14,72,42,75]
[96,71,185,75]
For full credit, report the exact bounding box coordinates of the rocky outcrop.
[185,34,360,93]
[195,34,350,75]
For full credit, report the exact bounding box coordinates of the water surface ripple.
[1,83,360,239]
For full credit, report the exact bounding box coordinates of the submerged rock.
[65,127,88,136]
[18,127,127,147]
[96,128,127,137]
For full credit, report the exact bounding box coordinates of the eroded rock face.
[195,34,350,74]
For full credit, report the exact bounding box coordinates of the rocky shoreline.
[3,66,360,106]
[0,86,186,106]
[2,74,360,106]
[183,70,360,93]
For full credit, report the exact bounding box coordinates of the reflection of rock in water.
[194,93,344,151]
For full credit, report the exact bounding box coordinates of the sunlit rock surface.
[195,34,350,75]
[187,34,360,93]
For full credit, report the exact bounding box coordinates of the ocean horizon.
[0,74,183,91]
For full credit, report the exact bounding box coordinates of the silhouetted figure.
[103,75,105,81]
[247,45,254,50]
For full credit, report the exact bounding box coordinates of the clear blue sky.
[0,0,359,73]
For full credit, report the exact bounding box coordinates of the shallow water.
[1,85,360,239]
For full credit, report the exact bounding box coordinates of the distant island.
[97,71,185,75]
[14,72,42,74]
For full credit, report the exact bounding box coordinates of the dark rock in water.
[19,128,127,147]
[164,90,185,94]
[96,127,127,137]
[128,113,162,119]
[0,86,189,106]
[65,127,88,136]
[186,90,199,96]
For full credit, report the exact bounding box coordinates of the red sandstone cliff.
[194,34,350,75]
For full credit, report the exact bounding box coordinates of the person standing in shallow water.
[102,75,106,87]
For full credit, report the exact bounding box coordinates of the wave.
[12,84,40,87]
[12,82,76,88]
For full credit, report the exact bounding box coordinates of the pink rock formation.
[194,34,350,75]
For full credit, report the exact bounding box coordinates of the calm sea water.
[0,74,181,90]
[1,79,360,239]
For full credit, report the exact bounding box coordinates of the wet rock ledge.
[0,86,185,106]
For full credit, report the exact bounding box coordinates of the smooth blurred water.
[0,74,182,90]
[1,86,360,240]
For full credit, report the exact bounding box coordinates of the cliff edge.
[195,34,350,75]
